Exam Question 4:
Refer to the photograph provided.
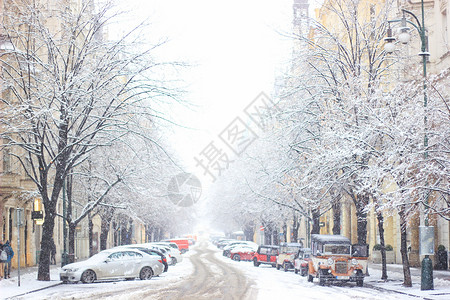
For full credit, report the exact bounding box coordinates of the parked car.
[307,234,368,286]
[60,248,164,284]
[252,245,279,267]
[150,242,183,265]
[230,245,258,262]
[294,248,311,276]
[115,245,169,272]
[162,238,190,253]
[216,239,235,249]
[276,242,303,271]
[223,241,257,257]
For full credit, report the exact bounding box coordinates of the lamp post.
[384,0,434,291]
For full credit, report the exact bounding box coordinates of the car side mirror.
[104,258,111,263]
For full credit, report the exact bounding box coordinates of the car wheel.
[172,257,177,265]
[319,277,326,286]
[81,270,96,284]
[125,278,135,281]
[233,254,241,262]
[284,263,289,272]
[253,258,260,267]
[139,266,153,280]
[276,263,281,270]
[356,279,364,287]
[294,268,298,274]
[308,274,314,282]
[301,267,307,277]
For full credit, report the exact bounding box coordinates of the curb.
[365,282,424,299]
[5,282,63,299]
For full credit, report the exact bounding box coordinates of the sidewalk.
[366,263,450,300]
[0,264,62,299]
[369,262,450,281]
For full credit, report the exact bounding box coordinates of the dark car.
[252,245,279,267]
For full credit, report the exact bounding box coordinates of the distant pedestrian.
[3,240,14,279]
[0,241,6,279]
[50,238,56,265]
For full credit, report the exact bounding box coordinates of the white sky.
[124,0,295,176]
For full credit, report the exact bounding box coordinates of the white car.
[59,248,164,283]
[150,242,183,265]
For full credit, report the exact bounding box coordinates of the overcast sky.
[120,0,302,185]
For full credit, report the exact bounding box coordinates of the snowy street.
[2,240,449,300]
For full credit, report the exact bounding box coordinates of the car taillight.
[163,258,167,262]
[158,259,162,263]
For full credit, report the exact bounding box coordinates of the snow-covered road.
[6,241,450,299]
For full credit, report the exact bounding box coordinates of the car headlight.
[67,268,79,272]
[352,258,358,265]
[327,258,334,265]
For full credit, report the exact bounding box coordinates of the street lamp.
[385,1,434,291]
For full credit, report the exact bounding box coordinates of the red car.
[252,245,279,267]
[230,246,257,262]
[163,238,189,254]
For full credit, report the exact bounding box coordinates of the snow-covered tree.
[0,0,181,280]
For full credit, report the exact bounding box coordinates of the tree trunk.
[311,209,320,234]
[281,223,287,243]
[145,225,153,242]
[377,210,388,280]
[399,206,412,287]
[243,222,255,241]
[355,193,369,244]
[38,166,65,281]
[68,223,76,263]
[292,213,299,243]
[332,198,341,235]
[264,224,272,245]
[273,227,279,245]
[37,200,56,281]
[88,213,94,257]
[100,219,110,251]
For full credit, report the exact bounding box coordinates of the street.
[6,241,449,300]
[11,242,255,300]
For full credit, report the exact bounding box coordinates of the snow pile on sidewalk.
[0,268,61,299]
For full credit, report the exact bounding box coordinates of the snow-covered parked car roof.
[311,234,351,244]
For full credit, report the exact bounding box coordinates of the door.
[101,252,125,279]
[123,251,142,277]
[259,247,268,262]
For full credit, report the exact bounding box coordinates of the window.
[109,252,123,260]
[323,245,351,255]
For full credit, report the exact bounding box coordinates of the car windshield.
[86,251,111,263]
[323,244,351,255]
[287,246,301,253]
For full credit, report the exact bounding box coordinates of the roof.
[280,242,303,247]
[259,245,279,249]
[311,234,351,244]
